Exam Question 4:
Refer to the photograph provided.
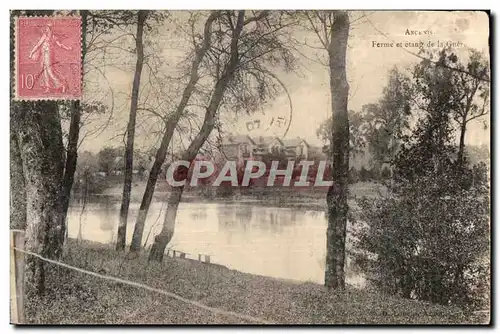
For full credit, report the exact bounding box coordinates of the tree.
[147,10,298,261]
[60,10,89,232]
[356,171,489,307]
[316,110,366,158]
[355,48,490,308]
[13,101,66,301]
[58,9,140,241]
[450,50,490,167]
[10,126,26,230]
[303,10,351,289]
[117,10,149,251]
[394,49,458,182]
[98,146,119,175]
[10,10,68,309]
[133,149,150,180]
[363,67,412,170]
[129,11,221,252]
[148,10,247,261]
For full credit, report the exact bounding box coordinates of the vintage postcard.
[10,10,490,325]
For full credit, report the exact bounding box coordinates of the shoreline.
[73,181,384,211]
[25,239,481,324]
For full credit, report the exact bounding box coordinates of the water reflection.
[189,206,209,222]
[67,197,363,286]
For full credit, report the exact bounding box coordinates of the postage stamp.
[14,16,82,100]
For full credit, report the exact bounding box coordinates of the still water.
[67,197,364,286]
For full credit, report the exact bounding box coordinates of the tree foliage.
[316,110,366,157]
[354,48,490,308]
[146,10,302,261]
[363,67,412,169]
[355,169,489,307]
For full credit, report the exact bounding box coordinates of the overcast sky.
[77,10,490,153]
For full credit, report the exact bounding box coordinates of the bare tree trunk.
[457,120,467,167]
[60,100,80,232]
[324,11,350,290]
[14,101,65,301]
[116,10,148,251]
[148,186,184,260]
[60,11,88,236]
[130,11,220,252]
[148,11,245,262]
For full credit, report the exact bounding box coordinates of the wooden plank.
[10,231,18,324]
[11,230,25,324]
[14,231,25,324]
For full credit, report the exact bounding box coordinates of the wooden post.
[205,255,211,264]
[180,252,186,259]
[10,231,18,324]
[198,254,202,262]
[172,250,176,258]
[10,230,25,324]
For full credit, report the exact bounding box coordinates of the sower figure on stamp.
[29,24,72,93]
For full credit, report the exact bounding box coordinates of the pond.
[67,197,365,287]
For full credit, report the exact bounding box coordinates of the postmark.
[234,106,293,140]
[14,16,82,101]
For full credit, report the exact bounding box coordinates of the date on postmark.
[14,16,82,100]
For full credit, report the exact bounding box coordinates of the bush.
[354,168,490,308]
[369,167,381,181]
[348,167,359,184]
[359,167,370,182]
[72,172,109,195]
[381,166,391,179]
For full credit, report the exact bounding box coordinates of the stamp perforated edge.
[13,14,83,102]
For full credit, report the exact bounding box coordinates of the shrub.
[354,168,490,308]
[359,167,370,182]
[381,166,391,179]
[348,167,359,184]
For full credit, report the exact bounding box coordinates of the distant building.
[221,134,318,161]
[253,136,285,157]
[221,134,256,161]
[282,138,310,160]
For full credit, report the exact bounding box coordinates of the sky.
[77,10,491,153]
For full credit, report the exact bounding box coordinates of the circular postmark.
[231,99,293,140]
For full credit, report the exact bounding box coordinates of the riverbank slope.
[26,240,485,324]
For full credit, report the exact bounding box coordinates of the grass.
[23,239,487,325]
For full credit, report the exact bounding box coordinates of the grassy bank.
[25,240,485,325]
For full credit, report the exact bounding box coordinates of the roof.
[308,145,327,159]
[221,135,256,146]
[308,146,322,154]
[254,136,284,148]
[282,137,309,148]
[221,134,313,152]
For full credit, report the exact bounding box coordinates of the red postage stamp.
[14,16,82,100]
